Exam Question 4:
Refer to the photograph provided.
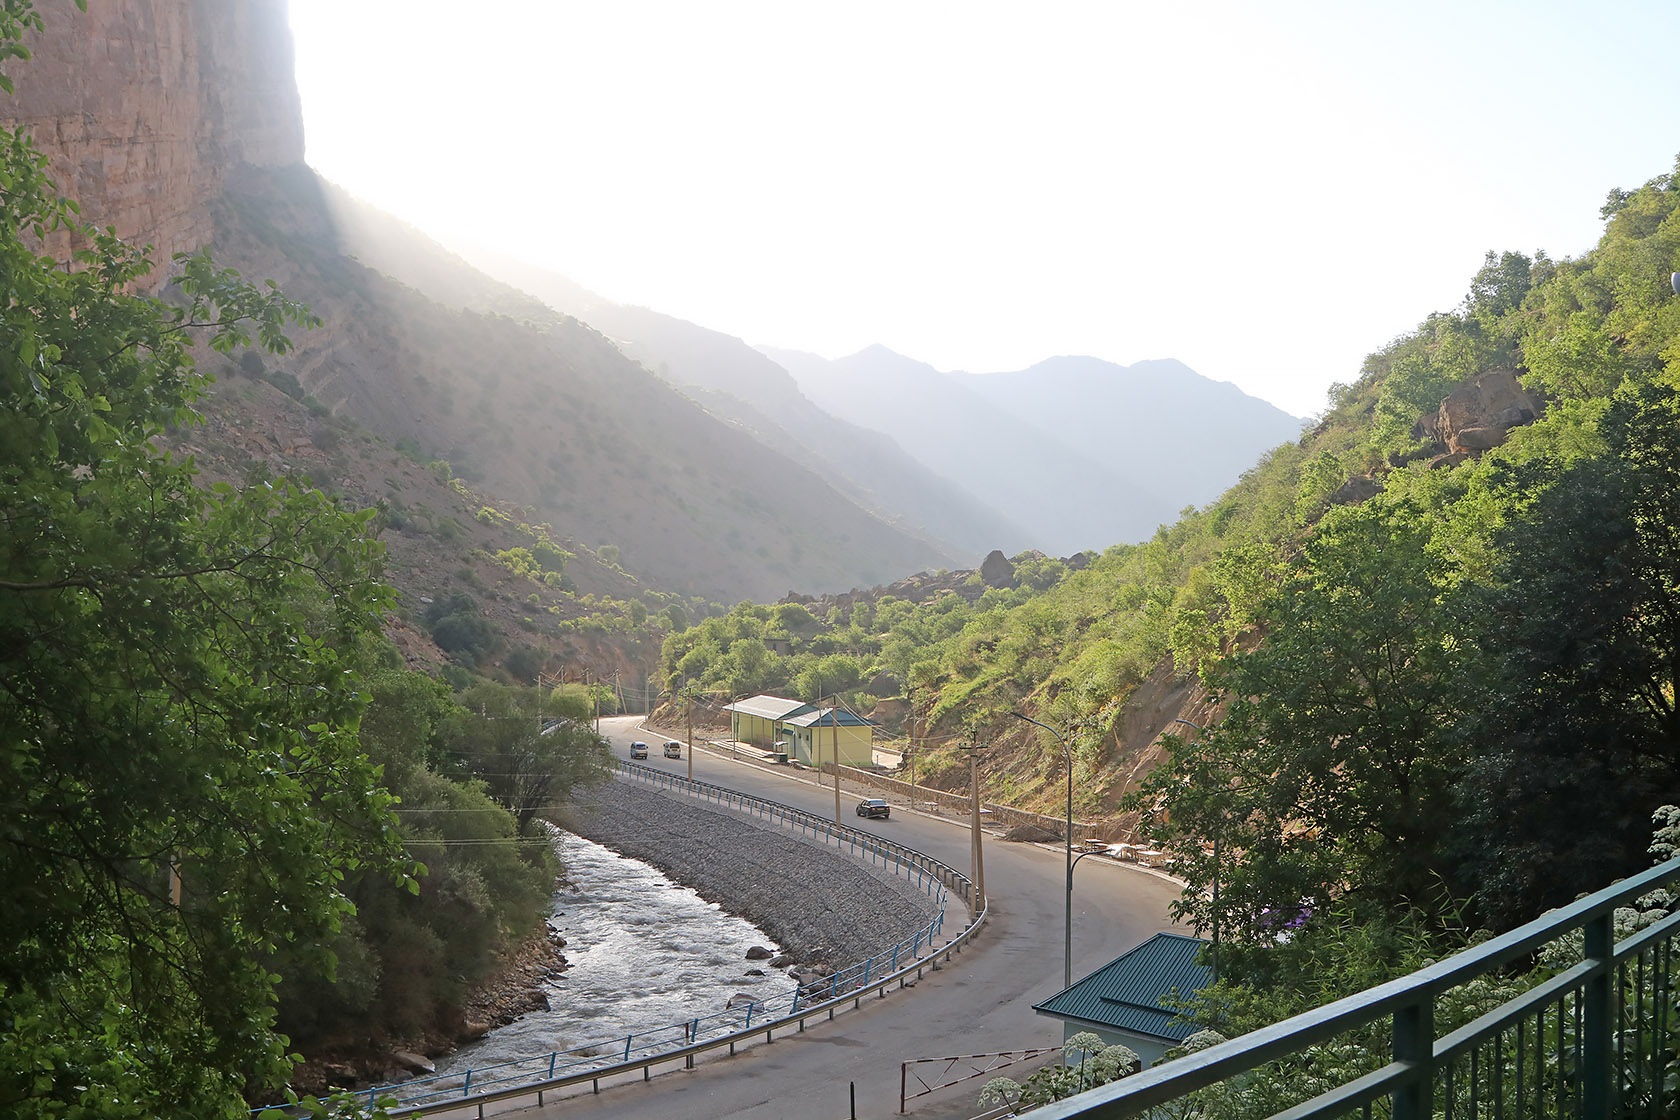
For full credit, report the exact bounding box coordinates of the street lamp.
[1011,711,1075,990]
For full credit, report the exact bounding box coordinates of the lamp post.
[1011,711,1075,990]
[959,736,987,912]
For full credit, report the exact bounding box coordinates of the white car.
[663,741,682,759]
[629,741,649,759]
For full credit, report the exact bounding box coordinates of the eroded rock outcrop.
[979,548,1015,588]
[4,0,303,275]
[1413,368,1545,458]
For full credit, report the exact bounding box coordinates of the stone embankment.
[561,778,944,973]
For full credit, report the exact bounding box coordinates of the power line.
[391,806,554,813]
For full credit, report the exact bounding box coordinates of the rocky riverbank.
[559,776,945,972]
[286,925,568,1095]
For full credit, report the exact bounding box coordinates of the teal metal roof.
[1032,933,1210,1042]
[781,706,874,729]
[724,695,814,721]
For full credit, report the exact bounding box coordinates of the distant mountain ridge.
[204,168,962,603]
[445,247,1032,560]
[962,354,1307,512]
[454,251,1303,560]
[764,345,1302,556]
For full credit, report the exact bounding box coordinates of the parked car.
[663,740,682,759]
[629,741,649,759]
[855,798,890,820]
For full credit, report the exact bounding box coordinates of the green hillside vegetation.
[184,329,717,691]
[0,11,611,1108]
[666,156,1680,966]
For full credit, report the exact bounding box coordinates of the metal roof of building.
[724,695,814,721]
[781,706,874,729]
[1032,933,1210,1042]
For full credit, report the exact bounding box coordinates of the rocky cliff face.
[3,0,303,276]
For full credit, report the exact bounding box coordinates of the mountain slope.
[963,355,1306,510]
[207,167,956,602]
[441,247,1032,559]
[766,345,1182,556]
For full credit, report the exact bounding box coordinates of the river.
[430,829,790,1079]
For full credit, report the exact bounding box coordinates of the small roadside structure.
[1032,933,1211,1066]
[724,694,816,748]
[780,706,874,768]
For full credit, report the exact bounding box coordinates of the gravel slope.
[560,777,943,971]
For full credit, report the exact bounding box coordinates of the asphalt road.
[499,716,1184,1120]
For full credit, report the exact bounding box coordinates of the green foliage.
[276,668,563,1052]
[505,643,545,681]
[1451,367,1680,926]
[977,1033,1140,1110]
[442,682,609,833]
[1134,501,1472,938]
[424,591,502,665]
[0,13,406,1108]
[546,683,594,722]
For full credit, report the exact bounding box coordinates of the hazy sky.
[288,1,1680,418]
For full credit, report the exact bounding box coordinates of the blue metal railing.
[1030,855,1680,1119]
[341,762,984,1116]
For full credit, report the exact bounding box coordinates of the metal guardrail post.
[1584,910,1614,1118]
[1392,992,1433,1120]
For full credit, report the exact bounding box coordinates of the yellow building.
[781,706,874,768]
[722,694,875,767]
[725,694,815,749]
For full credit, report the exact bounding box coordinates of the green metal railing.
[1032,856,1680,1119]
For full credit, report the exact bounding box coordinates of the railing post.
[1584,910,1615,1118]
[1392,992,1434,1120]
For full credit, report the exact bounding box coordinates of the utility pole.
[686,686,695,782]
[966,735,986,912]
[1012,711,1075,989]
[833,705,846,829]
[907,684,917,812]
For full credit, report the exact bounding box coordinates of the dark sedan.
[855,798,890,820]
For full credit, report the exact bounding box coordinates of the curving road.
[511,716,1183,1120]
